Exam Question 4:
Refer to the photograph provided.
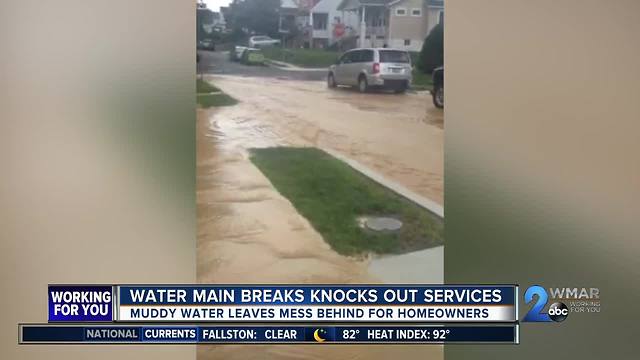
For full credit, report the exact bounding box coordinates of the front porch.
[338,1,390,48]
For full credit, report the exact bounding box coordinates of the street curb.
[197,91,222,96]
[324,149,444,219]
[265,59,327,72]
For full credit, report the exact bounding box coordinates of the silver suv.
[327,48,412,93]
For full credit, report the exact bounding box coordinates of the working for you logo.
[523,285,600,322]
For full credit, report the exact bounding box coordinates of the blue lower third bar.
[19,325,518,344]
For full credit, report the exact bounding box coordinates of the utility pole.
[359,6,366,48]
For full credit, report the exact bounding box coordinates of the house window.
[411,8,422,17]
[279,14,296,33]
[395,8,407,16]
[313,13,328,30]
[404,39,411,46]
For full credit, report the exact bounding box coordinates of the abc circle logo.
[548,302,568,322]
[523,285,569,323]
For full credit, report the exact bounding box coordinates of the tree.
[417,22,443,74]
[197,6,215,41]
[226,0,280,37]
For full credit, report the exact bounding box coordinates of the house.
[337,0,443,51]
[309,0,360,48]
[277,0,362,49]
[279,0,314,46]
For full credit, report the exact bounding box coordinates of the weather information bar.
[19,324,519,344]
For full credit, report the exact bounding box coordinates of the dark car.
[198,39,215,51]
[432,67,444,108]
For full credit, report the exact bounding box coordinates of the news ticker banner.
[48,285,518,323]
[19,324,519,344]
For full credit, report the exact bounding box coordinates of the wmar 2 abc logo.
[523,285,569,322]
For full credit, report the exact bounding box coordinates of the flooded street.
[206,74,443,204]
[196,74,443,359]
[197,107,371,285]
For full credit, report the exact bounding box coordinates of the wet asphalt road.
[197,50,328,81]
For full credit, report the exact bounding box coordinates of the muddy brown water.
[205,75,443,205]
[196,76,443,359]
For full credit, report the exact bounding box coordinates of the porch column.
[359,6,366,47]
[309,8,314,48]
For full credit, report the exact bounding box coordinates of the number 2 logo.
[523,285,551,322]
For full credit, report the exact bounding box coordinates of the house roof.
[337,0,390,11]
[283,0,323,10]
[338,0,443,10]
[312,0,342,13]
[281,0,298,9]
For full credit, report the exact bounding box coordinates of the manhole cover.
[359,216,403,232]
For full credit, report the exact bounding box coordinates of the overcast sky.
[203,0,232,12]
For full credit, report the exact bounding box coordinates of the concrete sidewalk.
[369,246,444,284]
[325,149,444,218]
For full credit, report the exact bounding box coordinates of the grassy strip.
[197,79,237,108]
[412,68,434,91]
[197,93,237,108]
[250,147,443,256]
[262,47,338,68]
[197,79,220,93]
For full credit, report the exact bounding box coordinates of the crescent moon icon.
[313,329,326,343]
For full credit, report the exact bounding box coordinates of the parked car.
[241,48,265,65]
[198,39,215,51]
[248,35,280,48]
[231,46,248,61]
[431,67,444,108]
[327,48,412,93]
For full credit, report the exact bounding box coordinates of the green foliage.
[228,27,248,43]
[411,68,434,91]
[196,8,214,42]
[225,0,280,37]
[409,51,420,65]
[417,22,443,74]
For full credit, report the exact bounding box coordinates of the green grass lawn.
[262,47,339,68]
[196,79,237,108]
[250,147,443,256]
[412,68,433,91]
[197,93,238,107]
[197,78,220,93]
